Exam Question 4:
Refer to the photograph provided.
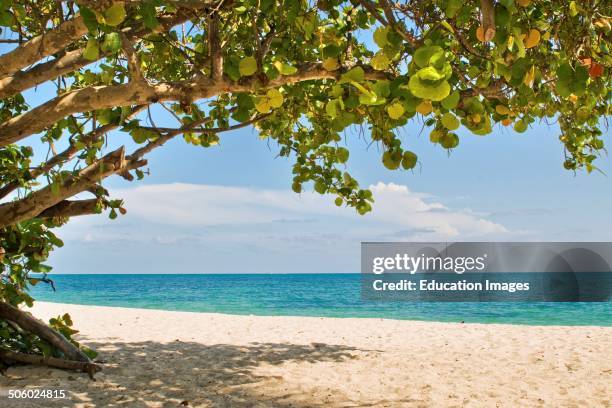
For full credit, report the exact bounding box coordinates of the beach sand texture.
[1,302,610,407]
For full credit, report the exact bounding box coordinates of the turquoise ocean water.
[30,274,612,326]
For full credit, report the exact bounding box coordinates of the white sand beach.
[1,302,611,407]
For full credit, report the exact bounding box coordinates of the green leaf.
[81,346,99,359]
[104,3,126,27]
[101,32,121,53]
[512,27,526,58]
[336,147,349,163]
[224,55,241,81]
[413,46,444,68]
[0,10,12,27]
[83,39,100,61]
[441,90,460,110]
[372,80,390,98]
[373,26,389,48]
[236,93,254,110]
[80,7,99,33]
[314,179,326,194]
[326,99,338,118]
[371,51,391,70]
[322,44,341,58]
[274,61,298,75]
[382,151,402,170]
[514,119,528,133]
[440,132,459,149]
[239,56,258,77]
[556,63,588,97]
[441,112,460,130]
[408,67,451,101]
[401,151,418,169]
[339,66,365,83]
[445,0,462,17]
[97,108,115,125]
[141,2,159,29]
[130,128,158,143]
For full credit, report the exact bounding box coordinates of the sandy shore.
[0,302,610,407]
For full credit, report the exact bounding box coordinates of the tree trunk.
[0,302,91,363]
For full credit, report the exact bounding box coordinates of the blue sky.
[6,51,612,274]
[46,102,611,274]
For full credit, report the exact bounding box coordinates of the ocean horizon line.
[37,272,360,275]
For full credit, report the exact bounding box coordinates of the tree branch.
[0,64,388,148]
[119,32,143,82]
[138,112,270,135]
[480,0,496,42]
[0,105,147,200]
[207,12,223,80]
[37,199,102,219]
[0,147,137,228]
[0,49,88,100]
[0,4,209,100]
[0,16,88,79]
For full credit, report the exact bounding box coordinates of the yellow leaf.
[322,57,339,71]
[495,105,510,115]
[386,102,405,120]
[517,0,531,6]
[523,65,535,87]
[524,29,541,48]
[416,100,433,115]
[371,51,391,70]
[267,89,284,108]
[255,99,271,113]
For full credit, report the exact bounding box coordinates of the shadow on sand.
[2,339,385,407]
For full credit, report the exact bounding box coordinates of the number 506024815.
[8,389,66,399]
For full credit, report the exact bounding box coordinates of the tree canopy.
[0,0,610,374]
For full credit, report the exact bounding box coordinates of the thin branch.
[0,105,147,200]
[119,32,143,82]
[207,12,223,80]
[138,112,271,135]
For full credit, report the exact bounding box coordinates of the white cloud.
[49,182,514,273]
[63,182,508,241]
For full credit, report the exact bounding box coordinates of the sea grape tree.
[0,0,610,374]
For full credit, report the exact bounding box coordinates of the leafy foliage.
[0,0,609,364]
